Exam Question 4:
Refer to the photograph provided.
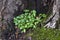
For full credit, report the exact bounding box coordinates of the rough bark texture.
[0,0,24,40]
[44,0,60,28]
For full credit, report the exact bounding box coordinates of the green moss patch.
[26,27,60,40]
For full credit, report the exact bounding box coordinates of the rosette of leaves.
[14,9,46,33]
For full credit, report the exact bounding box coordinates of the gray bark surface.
[0,0,24,39]
[44,0,60,28]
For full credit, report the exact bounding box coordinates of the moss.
[26,27,60,40]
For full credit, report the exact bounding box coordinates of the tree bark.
[44,0,60,28]
[0,0,24,40]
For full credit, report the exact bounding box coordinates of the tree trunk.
[0,0,24,40]
[44,0,60,28]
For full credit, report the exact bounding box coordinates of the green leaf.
[22,29,26,33]
[24,10,29,13]
[15,22,18,25]
[33,25,36,28]
[25,13,28,16]
[16,16,20,19]
[20,27,23,30]
[42,14,46,17]
[18,20,21,23]
[28,16,31,18]
[26,20,29,22]
[31,10,36,14]
[25,25,28,28]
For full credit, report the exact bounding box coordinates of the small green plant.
[13,9,46,33]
